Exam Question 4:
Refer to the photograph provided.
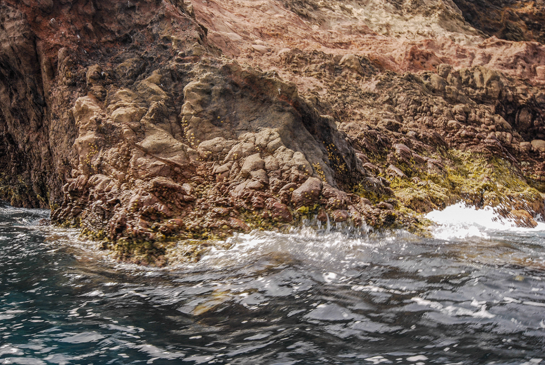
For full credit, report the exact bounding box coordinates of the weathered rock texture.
[1,0,544,264]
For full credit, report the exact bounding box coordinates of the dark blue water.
[1,201,545,364]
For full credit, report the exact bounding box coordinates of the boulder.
[510,210,538,228]
[531,140,545,152]
[292,177,323,207]
[387,165,406,178]
[394,144,412,160]
[331,209,349,222]
[240,153,265,177]
[229,217,251,232]
[268,200,293,222]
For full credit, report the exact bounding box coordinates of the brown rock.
[394,143,412,160]
[322,183,350,209]
[331,210,349,222]
[510,210,538,228]
[269,201,293,222]
[246,180,265,190]
[317,209,328,223]
[5,0,545,266]
[278,182,298,193]
[251,195,265,209]
[363,163,380,174]
[292,177,323,207]
[250,169,269,185]
[229,217,251,232]
[348,205,363,226]
[531,140,545,152]
[212,207,230,217]
[387,165,406,178]
[377,202,394,210]
[519,142,532,152]
[240,153,265,177]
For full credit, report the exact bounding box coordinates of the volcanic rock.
[1,0,545,265]
[291,177,323,207]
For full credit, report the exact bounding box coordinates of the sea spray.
[426,202,545,240]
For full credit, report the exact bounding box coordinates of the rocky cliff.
[1,0,544,264]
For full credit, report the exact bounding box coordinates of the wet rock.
[228,217,251,232]
[331,209,349,222]
[317,209,328,223]
[510,210,538,228]
[322,184,350,209]
[348,206,363,226]
[268,199,293,222]
[4,0,545,265]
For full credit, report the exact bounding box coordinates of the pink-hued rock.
[292,177,323,207]
[2,0,545,266]
[269,201,293,223]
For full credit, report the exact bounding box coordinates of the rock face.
[1,0,545,264]
[452,0,545,43]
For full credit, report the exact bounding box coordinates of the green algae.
[381,149,544,215]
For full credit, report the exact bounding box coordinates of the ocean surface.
[1,201,544,364]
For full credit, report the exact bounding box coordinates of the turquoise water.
[1,201,545,364]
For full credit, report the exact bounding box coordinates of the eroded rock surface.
[1,0,544,264]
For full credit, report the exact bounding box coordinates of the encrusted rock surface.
[1,0,544,264]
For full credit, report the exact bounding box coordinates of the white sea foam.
[425,202,545,240]
[193,227,378,270]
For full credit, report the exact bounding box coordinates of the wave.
[425,202,545,240]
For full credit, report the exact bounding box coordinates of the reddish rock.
[229,218,251,232]
[317,209,328,223]
[269,201,293,223]
[331,210,349,222]
[292,177,323,207]
[3,0,545,265]
[251,195,265,210]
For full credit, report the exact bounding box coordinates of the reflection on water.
[1,202,545,364]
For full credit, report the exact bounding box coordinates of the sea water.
[1,201,544,364]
